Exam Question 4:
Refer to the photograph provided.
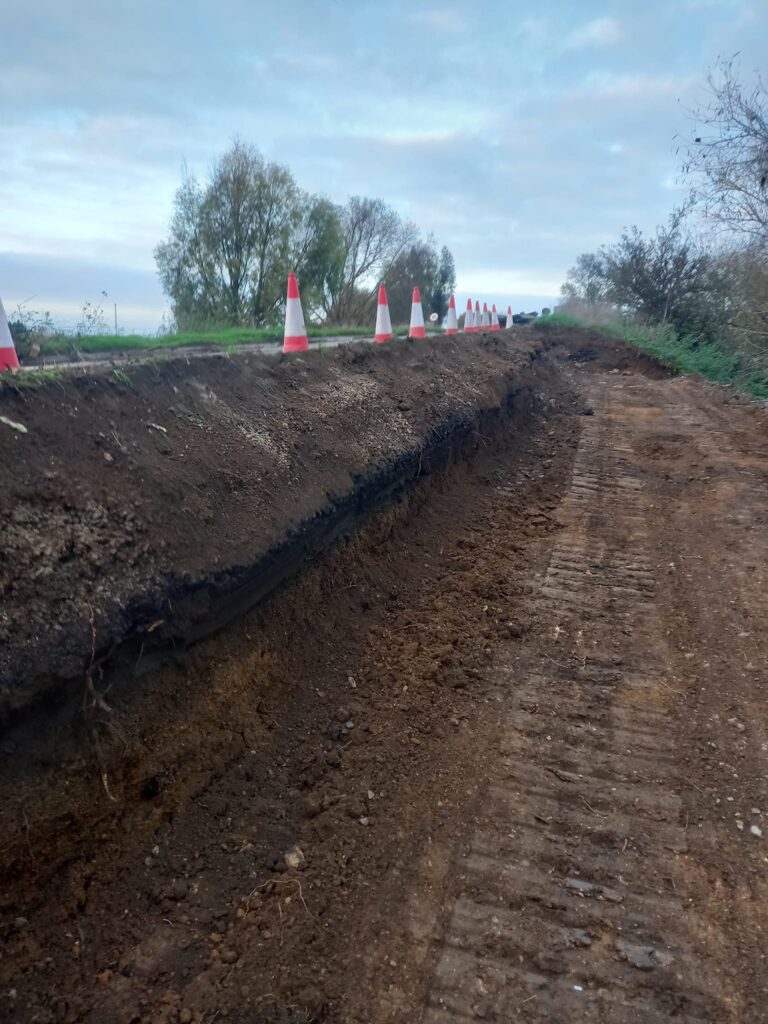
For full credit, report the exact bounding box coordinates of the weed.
[0,369,66,393]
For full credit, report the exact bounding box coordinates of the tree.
[682,58,768,254]
[322,197,418,324]
[155,141,338,329]
[431,246,457,321]
[384,239,440,324]
[561,209,726,338]
[561,252,609,304]
[289,194,345,321]
[155,141,453,330]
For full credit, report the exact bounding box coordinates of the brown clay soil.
[1,326,768,1023]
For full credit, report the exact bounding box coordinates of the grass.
[0,368,66,393]
[538,312,768,401]
[35,324,426,358]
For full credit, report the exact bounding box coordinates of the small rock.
[220,949,238,965]
[284,846,306,870]
[14,917,28,932]
[750,825,763,838]
[616,938,674,970]
[180,1011,193,1024]
[359,816,369,827]
[103,452,114,463]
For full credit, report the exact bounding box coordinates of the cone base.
[445,329,458,335]
[374,333,392,343]
[283,336,309,352]
[0,347,20,371]
[408,327,426,339]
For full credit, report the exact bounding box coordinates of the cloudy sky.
[2,0,766,332]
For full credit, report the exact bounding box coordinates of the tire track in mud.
[424,377,721,1023]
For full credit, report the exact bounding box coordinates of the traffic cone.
[283,273,309,352]
[491,304,500,331]
[474,301,481,332]
[0,297,20,372]
[445,294,458,334]
[374,284,393,343]
[481,303,491,330]
[507,305,514,327]
[464,298,474,332]
[408,287,426,339]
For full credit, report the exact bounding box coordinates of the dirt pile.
[0,332,547,713]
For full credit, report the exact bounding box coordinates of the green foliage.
[538,312,768,400]
[0,369,65,393]
[155,141,345,330]
[155,142,454,332]
[30,324,427,358]
[562,209,727,341]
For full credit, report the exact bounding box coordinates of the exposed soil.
[0,332,546,711]
[1,327,767,1024]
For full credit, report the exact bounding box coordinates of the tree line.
[560,59,768,370]
[155,140,456,330]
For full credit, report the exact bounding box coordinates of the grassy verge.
[34,325,428,358]
[538,313,768,401]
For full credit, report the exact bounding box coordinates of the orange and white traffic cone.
[481,302,491,330]
[507,305,514,327]
[283,273,309,352]
[374,284,393,343]
[474,301,481,332]
[445,294,458,334]
[0,297,20,372]
[464,298,473,332]
[408,287,426,339]
[491,304,500,331]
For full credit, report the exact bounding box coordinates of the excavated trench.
[0,330,583,1022]
[4,328,767,1024]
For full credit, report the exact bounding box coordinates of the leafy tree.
[156,141,453,330]
[561,209,726,339]
[431,246,457,320]
[155,141,340,328]
[384,239,439,324]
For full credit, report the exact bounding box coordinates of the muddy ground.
[1,327,767,1023]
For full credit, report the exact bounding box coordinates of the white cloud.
[564,17,624,49]
[572,71,696,101]
[409,7,465,32]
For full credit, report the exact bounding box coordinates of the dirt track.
[2,330,768,1023]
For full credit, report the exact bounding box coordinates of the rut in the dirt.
[425,376,717,1023]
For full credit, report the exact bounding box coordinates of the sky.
[2,0,767,333]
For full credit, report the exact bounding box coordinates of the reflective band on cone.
[409,287,426,339]
[491,304,500,331]
[445,294,458,334]
[374,284,393,343]
[481,302,491,330]
[283,273,309,352]
[0,297,20,372]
